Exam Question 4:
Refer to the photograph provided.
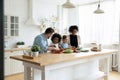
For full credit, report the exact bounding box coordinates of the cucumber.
[63,49,73,53]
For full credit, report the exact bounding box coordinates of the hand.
[48,46,56,51]
[49,45,56,47]
[53,47,59,51]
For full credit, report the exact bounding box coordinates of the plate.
[80,50,89,52]
[62,51,73,53]
[91,49,100,52]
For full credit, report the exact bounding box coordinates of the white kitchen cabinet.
[4,15,19,38]
[4,51,24,76]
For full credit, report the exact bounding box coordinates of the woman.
[68,25,81,48]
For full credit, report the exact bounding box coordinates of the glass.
[23,50,31,56]
[11,16,14,23]
[11,30,14,36]
[15,24,18,29]
[11,24,14,29]
[15,17,18,23]
[15,30,18,36]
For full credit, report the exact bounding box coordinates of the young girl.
[50,33,62,50]
[61,35,69,49]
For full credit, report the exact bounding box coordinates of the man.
[33,27,56,53]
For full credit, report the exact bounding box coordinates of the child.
[61,35,69,49]
[50,33,62,50]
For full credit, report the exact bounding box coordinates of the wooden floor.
[5,71,120,80]
[108,71,120,80]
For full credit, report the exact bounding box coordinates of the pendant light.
[62,0,75,8]
[94,0,104,14]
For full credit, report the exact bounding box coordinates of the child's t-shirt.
[50,43,59,49]
[61,43,68,49]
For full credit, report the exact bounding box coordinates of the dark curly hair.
[69,25,79,33]
[51,33,61,43]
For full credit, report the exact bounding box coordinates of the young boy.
[61,35,69,49]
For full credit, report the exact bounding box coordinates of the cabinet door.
[10,16,19,36]
[4,15,9,37]
[4,56,11,75]
[4,51,24,76]
[4,15,19,38]
[4,52,12,76]
[12,51,24,74]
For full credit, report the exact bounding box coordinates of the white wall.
[115,0,120,72]
[4,0,57,48]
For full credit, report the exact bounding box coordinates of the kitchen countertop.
[5,47,30,52]
[10,49,117,66]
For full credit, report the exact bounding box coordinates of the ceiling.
[38,0,113,5]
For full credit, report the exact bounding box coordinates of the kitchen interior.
[4,0,120,80]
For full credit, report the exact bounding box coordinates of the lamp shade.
[62,0,75,8]
[94,0,104,14]
[94,4,104,14]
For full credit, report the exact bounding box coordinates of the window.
[59,8,69,34]
[78,1,119,45]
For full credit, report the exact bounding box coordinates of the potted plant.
[31,45,40,57]
[16,41,25,48]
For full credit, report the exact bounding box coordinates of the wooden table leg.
[32,68,41,80]
[41,67,50,80]
[103,57,110,80]
[24,66,31,80]
[32,67,50,80]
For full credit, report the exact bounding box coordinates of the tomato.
[60,48,64,51]
[55,50,62,54]
[72,48,77,52]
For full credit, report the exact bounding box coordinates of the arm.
[49,42,56,47]
[77,35,81,47]
[33,36,57,52]
[48,47,57,50]
[33,36,48,52]
[67,35,71,48]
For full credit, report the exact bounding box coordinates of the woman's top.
[70,35,78,48]
[61,43,69,49]
[67,35,81,48]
